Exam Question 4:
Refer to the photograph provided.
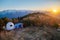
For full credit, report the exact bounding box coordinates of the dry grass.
[0,26,60,40]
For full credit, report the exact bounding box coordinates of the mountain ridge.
[0,10,35,18]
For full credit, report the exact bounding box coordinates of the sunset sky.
[0,0,60,11]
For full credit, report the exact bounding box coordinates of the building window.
[19,25,21,27]
[10,25,12,27]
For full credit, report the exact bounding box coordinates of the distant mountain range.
[0,10,34,18]
[0,10,60,19]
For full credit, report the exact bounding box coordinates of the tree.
[0,19,5,31]
[53,23,59,29]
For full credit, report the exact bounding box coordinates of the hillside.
[0,26,60,40]
[21,12,58,27]
[0,12,60,40]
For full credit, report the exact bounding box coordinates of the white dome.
[6,22,15,30]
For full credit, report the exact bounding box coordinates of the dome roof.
[6,22,15,30]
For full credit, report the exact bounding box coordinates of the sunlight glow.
[52,9,57,13]
[50,8,59,16]
[51,9,59,15]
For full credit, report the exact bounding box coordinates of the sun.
[50,8,60,16]
[52,9,57,13]
[50,9,59,15]
[51,9,58,15]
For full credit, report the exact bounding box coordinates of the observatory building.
[5,22,15,30]
[15,23,23,28]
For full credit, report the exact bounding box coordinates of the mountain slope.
[21,12,58,27]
